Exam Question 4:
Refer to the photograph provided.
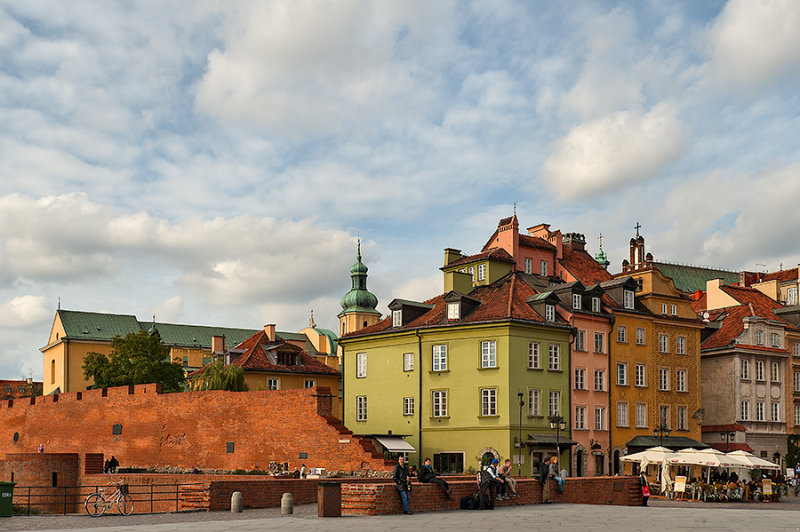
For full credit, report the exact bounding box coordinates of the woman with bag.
[640,470,650,506]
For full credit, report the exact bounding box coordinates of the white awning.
[374,436,416,453]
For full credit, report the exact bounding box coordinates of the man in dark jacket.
[393,456,412,514]
[418,457,451,498]
[539,458,551,503]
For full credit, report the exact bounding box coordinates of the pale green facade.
[341,320,572,476]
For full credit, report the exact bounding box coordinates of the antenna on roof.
[57,297,61,310]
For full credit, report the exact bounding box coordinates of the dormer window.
[592,297,600,313]
[392,310,402,328]
[623,290,634,309]
[756,330,764,346]
[477,264,486,281]
[572,294,582,310]
[447,303,460,320]
[545,304,555,322]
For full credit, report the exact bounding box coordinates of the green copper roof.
[653,262,739,293]
[594,247,610,269]
[137,321,259,348]
[58,310,141,341]
[340,241,380,315]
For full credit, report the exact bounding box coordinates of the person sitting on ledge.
[418,457,452,498]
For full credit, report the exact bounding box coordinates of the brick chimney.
[264,324,276,342]
[211,335,226,354]
[563,233,586,251]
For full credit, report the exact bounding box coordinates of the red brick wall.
[342,476,643,515]
[0,453,81,513]
[0,385,392,474]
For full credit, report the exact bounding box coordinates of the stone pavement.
[3,501,800,532]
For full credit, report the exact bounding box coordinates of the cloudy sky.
[1,0,799,380]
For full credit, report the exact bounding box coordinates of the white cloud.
[707,0,800,93]
[543,104,688,200]
[149,296,184,324]
[0,295,50,328]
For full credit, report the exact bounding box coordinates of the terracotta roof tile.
[762,268,798,283]
[342,272,558,339]
[560,246,612,285]
[230,330,339,375]
[518,234,556,250]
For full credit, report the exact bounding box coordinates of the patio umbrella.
[727,450,781,471]
[661,461,673,494]
[622,446,677,464]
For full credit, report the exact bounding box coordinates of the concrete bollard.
[231,491,243,513]
[281,492,294,515]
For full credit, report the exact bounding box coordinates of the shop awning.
[373,436,416,453]
[526,433,578,447]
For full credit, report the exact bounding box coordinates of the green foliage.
[749,468,762,482]
[787,435,800,468]
[190,357,248,392]
[83,331,185,392]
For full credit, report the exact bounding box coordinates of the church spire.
[594,233,610,270]
[338,240,381,335]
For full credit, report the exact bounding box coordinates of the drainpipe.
[415,329,422,467]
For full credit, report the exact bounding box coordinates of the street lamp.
[720,431,735,452]
[518,392,525,476]
[549,415,567,463]
[653,425,671,447]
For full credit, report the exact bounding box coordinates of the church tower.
[338,240,381,336]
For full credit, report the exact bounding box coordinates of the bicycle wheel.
[117,493,134,516]
[85,493,107,517]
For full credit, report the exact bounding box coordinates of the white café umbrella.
[727,450,781,471]
[622,446,677,465]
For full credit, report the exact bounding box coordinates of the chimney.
[444,248,463,266]
[264,324,276,342]
[211,335,226,354]
[563,233,586,251]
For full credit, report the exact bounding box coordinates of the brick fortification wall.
[0,385,391,473]
[342,476,643,515]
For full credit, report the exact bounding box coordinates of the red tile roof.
[518,234,556,250]
[720,285,789,321]
[231,331,339,375]
[701,424,747,433]
[343,272,560,339]
[691,291,707,313]
[560,246,612,285]
[444,247,514,268]
[762,268,798,283]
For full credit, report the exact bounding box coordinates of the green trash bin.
[0,482,15,517]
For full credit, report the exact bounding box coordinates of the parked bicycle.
[84,480,134,517]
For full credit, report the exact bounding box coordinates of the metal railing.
[12,482,207,516]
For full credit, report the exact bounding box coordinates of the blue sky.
[1,0,799,380]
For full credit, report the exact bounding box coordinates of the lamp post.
[518,391,525,476]
[653,425,670,447]
[720,431,735,452]
[549,415,567,463]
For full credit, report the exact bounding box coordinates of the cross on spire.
[598,233,604,248]
[634,222,642,237]
[513,202,517,216]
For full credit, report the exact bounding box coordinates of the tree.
[190,358,248,392]
[83,331,186,392]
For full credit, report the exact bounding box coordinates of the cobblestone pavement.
[3,500,800,532]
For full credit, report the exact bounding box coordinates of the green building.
[340,255,575,476]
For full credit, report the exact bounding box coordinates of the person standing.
[539,458,551,503]
[418,457,451,498]
[393,456,413,514]
[498,459,519,497]
[640,470,650,506]
[300,464,307,479]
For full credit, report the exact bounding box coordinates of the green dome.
[340,240,380,314]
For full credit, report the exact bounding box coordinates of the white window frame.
[594,332,604,354]
[772,361,780,382]
[788,286,798,306]
[592,297,601,313]
[549,390,560,417]
[677,336,686,355]
[548,344,560,371]
[771,402,780,422]
[576,329,586,351]
[636,403,647,428]
[756,401,765,421]
[677,406,687,430]
[528,342,540,369]
[481,388,497,416]
[432,390,448,417]
[594,370,605,391]
[617,362,628,386]
[618,325,627,343]
[635,364,646,387]
[477,263,486,281]
[267,378,280,390]
[741,400,750,421]
[356,395,367,421]
[623,290,634,309]
[794,371,800,393]
[617,402,628,427]
[756,360,765,381]
[741,359,750,380]
[392,310,402,327]
[670,304,677,316]
[481,341,497,368]
[447,303,460,320]
[304,379,316,388]
[403,397,414,416]
[356,352,367,378]
[659,405,670,429]
[575,406,586,430]
[524,257,532,274]
[573,294,582,309]
[529,389,540,416]
[659,334,669,353]
[574,368,586,390]
[677,369,687,392]
[433,344,447,372]
[545,304,555,322]
[594,406,605,430]
[661,303,667,314]
[403,352,414,372]
[540,260,548,276]
[468,266,475,281]
[771,333,780,348]
[756,330,764,346]
[659,368,670,391]
[794,343,800,357]
[795,405,800,426]
[636,328,645,345]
